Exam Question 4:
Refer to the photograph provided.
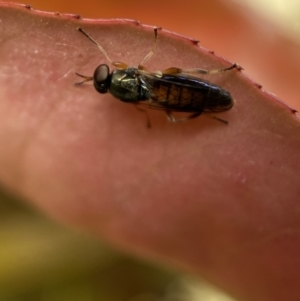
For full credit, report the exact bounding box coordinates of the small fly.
[75,27,238,126]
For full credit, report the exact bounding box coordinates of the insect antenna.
[74,73,93,85]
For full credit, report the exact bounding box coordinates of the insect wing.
[138,72,233,113]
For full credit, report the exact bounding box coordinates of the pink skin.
[0,3,300,301]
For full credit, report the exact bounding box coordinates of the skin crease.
[0,2,300,301]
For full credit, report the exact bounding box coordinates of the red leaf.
[0,3,300,301]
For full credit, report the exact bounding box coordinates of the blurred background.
[0,193,236,301]
[1,1,300,300]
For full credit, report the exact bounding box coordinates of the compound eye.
[93,64,110,94]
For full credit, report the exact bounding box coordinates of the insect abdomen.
[152,75,233,112]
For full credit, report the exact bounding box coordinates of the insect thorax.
[109,68,150,103]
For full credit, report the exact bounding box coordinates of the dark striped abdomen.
[151,74,233,112]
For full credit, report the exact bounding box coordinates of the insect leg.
[77,27,113,63]
[183,63,238,75]
[134,104,151,128]
[77,28,128,70]
[162,63,238,76]
[166,111,228,124]
[205,115,228,124]
[140,27,159,65]
[166,111,202,123]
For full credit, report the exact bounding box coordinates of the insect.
[75,27,238,126]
